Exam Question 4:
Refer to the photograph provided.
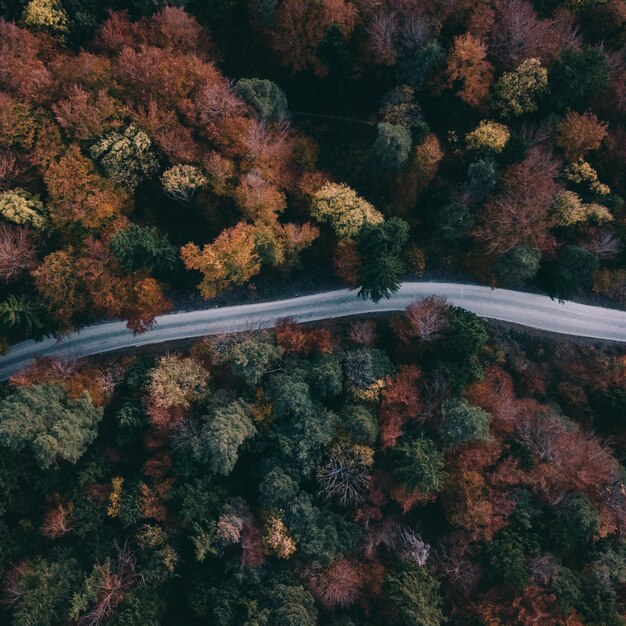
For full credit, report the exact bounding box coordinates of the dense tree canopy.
[1,1,626,623]
[0,0,624,350]
[0,309,623,624]
[0,384,102,468]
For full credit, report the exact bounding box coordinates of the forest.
[0,0,626,624]
[0,0,625,344]
[1,307,625,625]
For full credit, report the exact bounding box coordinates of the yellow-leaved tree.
[311,182,383,239]
[181,222,261,299]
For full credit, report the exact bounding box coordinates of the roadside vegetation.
[1,307,625,625]
[1,2,626,624]
[1,1,625,349]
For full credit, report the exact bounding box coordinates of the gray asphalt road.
[2,281,626,380]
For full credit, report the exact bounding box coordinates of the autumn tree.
[146,354,207,432]
[446,33,494,108]
[32,249,88,328]
[401,133,444,193]
[66,237,172,333]
[269,0,357,76]
[160,165,207,204]
[52,87,123,141]
[0,384,102,469]
[0,224,37,282]
[556,111,608,161]
[392,297,448,343]
[334,241,360,286]
[264,513,296,559]
[0,20,53,103]
[274,222,319,269]
[234,171,286,222]
[41,497,73,539]
[311,182,383,240]
[0,94,37,151]
[70,544,138,626]
[44,145,129,229]
[551,191,612,227]
[303,559,363,608]
[465,120,510,153]
[0,188,47,231]
[493,58,548,118]
[181,222,261,299]
[488,0,580,69]
[89,125,159,192]
[123,277,172,334]
[274,317,310,354]
[379,365,423,449]
[564,158,610,195]
[21,0,68,38]
[474,146,561,253]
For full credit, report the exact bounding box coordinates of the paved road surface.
[3,282,626,380]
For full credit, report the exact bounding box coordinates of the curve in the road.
[2,281,626,381]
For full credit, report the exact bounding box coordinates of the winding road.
[2,281,626,381]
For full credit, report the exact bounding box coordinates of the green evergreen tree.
[550,47,610,110]
[546,245,598,301]
[192,400,257,475]
[235,78,289,121]
[440,398,490,445]
[0,294,47,338]
[8,557,81,626]
[494,246,541,288]
[357,218,410,302]
[0,384,102,469]
[110,224,177,273]
[385,564,444,626]
[342,404,378,446]
[391,431,446,493]
[484,529,529,592]
[267,582,317,626]
[307,354,343,398]
[229,338,283,385]
[370,122,412,173]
